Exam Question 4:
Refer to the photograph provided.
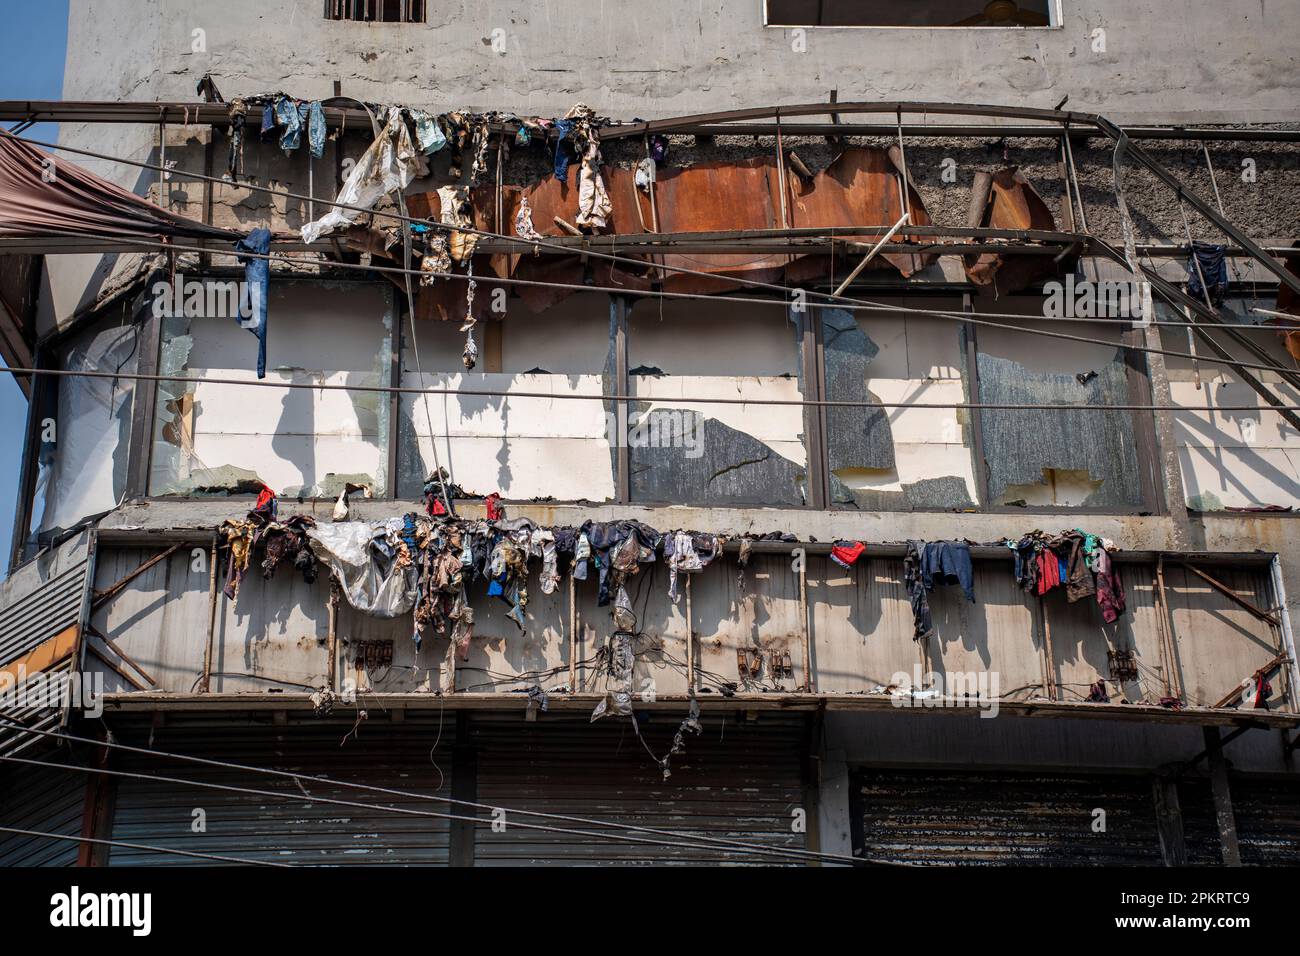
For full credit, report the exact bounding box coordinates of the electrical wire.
[6,363,1300,414]
[20,222,1300,376]
[0,824,295,867]
[0,719,865,866]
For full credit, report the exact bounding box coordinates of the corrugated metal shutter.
[107,718,455,866]
[0,755,85,866]
[1232,778,1300,864]
[470,712,809,865]
[0,530,93,757]
[1179,776,1300,865]
[852,769,1165,865]
[0,548,88,662]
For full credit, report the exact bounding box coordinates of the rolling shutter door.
[469,712,809,865]
[852,769,1165,865]
[0,757,85,866]
[106,718,455,866]
[1179,776,1300,866]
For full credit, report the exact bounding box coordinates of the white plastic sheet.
[307,521,416,618]
[301,107,422,245]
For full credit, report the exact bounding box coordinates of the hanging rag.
[1187,240,1230,306]
[234,227,271,378]
[273,96,303,154]
[226,99,247,179]
[437,184,479,263]
[301,106,420,244]
[552,118,576,181]
[903,541,933,642]
[575,140,612,230]
[830,540,865,570]
[409,109,447,155]
[304,101,326,159]
[514,195,543,240]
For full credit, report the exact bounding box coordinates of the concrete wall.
[61,0,1300,124]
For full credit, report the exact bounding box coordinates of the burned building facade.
[0,0,1298,866]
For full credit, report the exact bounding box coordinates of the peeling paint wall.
[149,279,392,498]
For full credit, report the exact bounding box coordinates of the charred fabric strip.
[407,147,936,321]
[0,132,238,242]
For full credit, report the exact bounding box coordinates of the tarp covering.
[0,131,238,242]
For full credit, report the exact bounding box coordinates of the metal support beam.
[1152,775,1187,867]
[448,712,476,867]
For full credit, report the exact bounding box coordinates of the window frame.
[762,0,1063,30]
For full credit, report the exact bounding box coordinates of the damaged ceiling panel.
[628,300,806,506]
[976,321,1144,508]
[822,305,978,509]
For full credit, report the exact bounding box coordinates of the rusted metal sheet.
[851,769,1165,865]
[406,148,936,320]
[964,167,1066,295]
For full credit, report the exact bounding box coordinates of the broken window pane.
[1164,295,1300,512]
[35,313,139,535]
[975,299,1145,509]
[627,298,806,507]
[823,299,979,509]
[149,279,393,498]
[397,292,615,502]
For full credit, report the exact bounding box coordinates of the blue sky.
[1,0,68,573]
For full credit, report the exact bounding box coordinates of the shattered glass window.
[397,292,615,502]
[1164,295,1300,512]
[149,279,393,499]
[627,298,807,507]
[823,300,979,510]
[35,314,139,535]
[975,300,1145,509]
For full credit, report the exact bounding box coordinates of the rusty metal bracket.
[1178,561,1280,627]
[91,542,185,609]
